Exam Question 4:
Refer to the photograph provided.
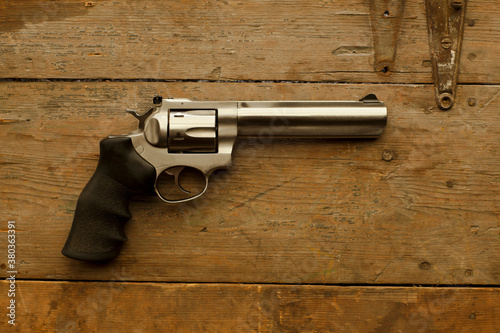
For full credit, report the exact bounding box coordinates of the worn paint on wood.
[0,0,498,83]
[1,81,499,284]
[1,281,499,332]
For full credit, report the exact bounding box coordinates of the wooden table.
[1,1,499,331]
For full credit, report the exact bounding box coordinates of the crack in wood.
[373,261,392,283]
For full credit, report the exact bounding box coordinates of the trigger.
[165,166,191,194]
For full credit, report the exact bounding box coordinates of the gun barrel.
[236,100,387,138]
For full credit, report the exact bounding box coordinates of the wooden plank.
[1,281,499,332]
[0,0,498,83]
[1,81,499,284]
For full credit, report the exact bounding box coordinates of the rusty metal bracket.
[425,0,467,110]
[369,0,406,75]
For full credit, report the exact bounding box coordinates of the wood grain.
[1,0,498,330]
[0,0,498,83]
[1,81,499,284]
[1,281,498,332]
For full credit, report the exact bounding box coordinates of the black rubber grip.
[62,137,156,261]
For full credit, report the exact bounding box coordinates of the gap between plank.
[1,78,498,85]
[7,277,500,289]
[0,78,434,85]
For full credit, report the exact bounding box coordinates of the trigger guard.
[154,171,209,204]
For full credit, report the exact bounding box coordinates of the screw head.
[468,98,476,106]
[441,37,453,49]
[451,0,463,10]
[153,95,163,104]
[382,150,393,162]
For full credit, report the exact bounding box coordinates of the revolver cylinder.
[167,109,217,153]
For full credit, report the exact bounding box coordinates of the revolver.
[62,94,387,261]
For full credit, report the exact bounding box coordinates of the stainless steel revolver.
[62,95,387,261]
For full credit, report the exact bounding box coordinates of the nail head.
[382,150,393,162]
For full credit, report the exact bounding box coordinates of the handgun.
[62,94,387,261]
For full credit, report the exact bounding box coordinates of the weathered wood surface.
[1,281,499,332]
[1,81,499,284]
[0,0,498,83]
[1,0,499,330]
